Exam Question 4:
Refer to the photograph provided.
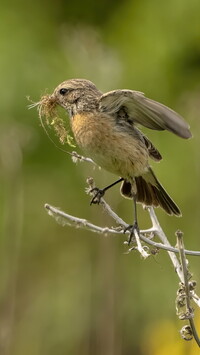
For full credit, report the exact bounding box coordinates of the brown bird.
[45,79,191,237]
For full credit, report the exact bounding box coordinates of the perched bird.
[40,79,192,236]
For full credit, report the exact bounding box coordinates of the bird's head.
[52,79,101,116]
[28,79,101,147]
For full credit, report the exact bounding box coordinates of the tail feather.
[120,168,181,216]
[135,175,154,206]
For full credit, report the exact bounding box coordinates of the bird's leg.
[124,194,140,244]
[90,178,124,205]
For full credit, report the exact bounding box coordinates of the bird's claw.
[90,187,105,205]
[124,222,140,245]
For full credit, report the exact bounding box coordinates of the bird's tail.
[120,167,181,216]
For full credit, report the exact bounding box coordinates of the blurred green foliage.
[0,0,200,354]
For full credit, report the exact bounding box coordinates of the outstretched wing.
[99,90,192,139]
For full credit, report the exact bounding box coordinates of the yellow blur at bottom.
[143,313,200,355]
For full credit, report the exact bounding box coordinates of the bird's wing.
[142,135,162,161]
[99,90,192,139]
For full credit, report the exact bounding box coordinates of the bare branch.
[147,207,183,282]
[71,151,98,166]
[44,151,200,347]
[44,203,200,258]
[177,232,200,347]
[45,203,114,235]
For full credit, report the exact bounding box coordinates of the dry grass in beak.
[28,94,75,147]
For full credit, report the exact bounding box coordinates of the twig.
[44,151,200,347]
[177,232,200,346]
[71,151,98,166]
[132,227,150,259]
[45,203,114,235]
[147,207,183,282]
[86,177,129,228]
[44,199,200,311]
[44,203,200,258]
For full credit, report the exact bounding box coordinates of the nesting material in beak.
[28,94,75,147]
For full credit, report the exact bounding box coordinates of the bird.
[46,79,192,238]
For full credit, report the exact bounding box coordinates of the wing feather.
[99,90,192,139]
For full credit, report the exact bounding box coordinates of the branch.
[147,207,183,283]
[44,151,200,345]
[71,151,98,166]
[44,203,200,258]
[176,232,200,346]
[45,203,117,235]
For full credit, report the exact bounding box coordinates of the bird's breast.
[71,112,149,178]
[71,112,103,151]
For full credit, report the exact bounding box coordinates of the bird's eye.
[59,88,69,95]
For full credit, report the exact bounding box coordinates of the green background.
[0,0,200,354]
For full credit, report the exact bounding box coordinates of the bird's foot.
[124,221,140,245]
[90,187,105,205]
